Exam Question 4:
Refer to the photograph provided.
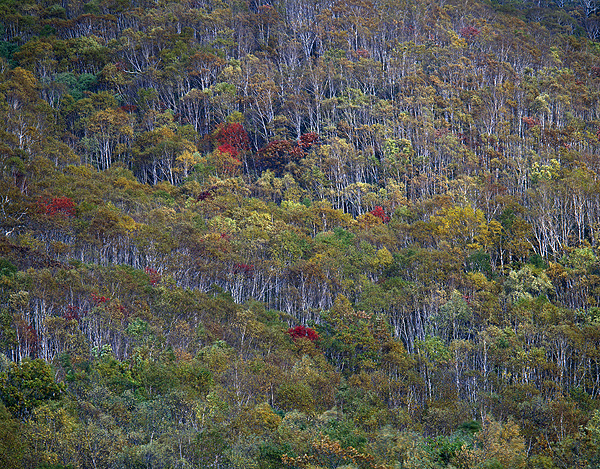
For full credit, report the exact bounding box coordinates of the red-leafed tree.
[257,133,319,174]
[91,293,109,305]
[145,267,162,285]
[63,305,81,321]
[215,123,250,154]
[210,123,248,176]
[369,206,390,223]
[218,143,239,157]
[286,325,319,342]
[257,139,303,174]
[460,26,480,40]
[298,132,319,149]
[523,116,540,129]
[211,146,242,176]
[233,263,255,275]
[40,197,76,217]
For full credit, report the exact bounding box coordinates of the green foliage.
[0,259,17,278]
[0,402,25,468]
[196,424,229,467]
[0,41,18,67]
[504,265,554,304]
[258,440,292,469]
[466,250,493,277]
[35,464,74,469]
[317,295,394,375]
[2,0,600,466]
[276,382,315,413]
[0,359,64,419]
[53,73,97,101]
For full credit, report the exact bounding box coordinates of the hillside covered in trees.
[3,0,600,467]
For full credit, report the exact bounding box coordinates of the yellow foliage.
[26,405,79,467]
[430,204,487,249]
[175,150,200,177]
[473,417,527,469]
[118,214,137,233]
[357,212,382,230]
[374,247,393,268]
[255,402,282,430]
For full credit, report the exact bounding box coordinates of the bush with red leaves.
[91,293,109,305]
[40,197,76,217]
[286,325,319,342]
[197,186,217,201]
[145,267,161,285]
[218,143,239,157]
[460,26,480,41]
[523,116,540,129]
[369,206,390,223]
[215,123,250,153]
[63,305,81,321]
[257,139,303,173]
[120,104,138,113]
[298,132,319,149]
[257,133,319,174]
[233,263,254,275]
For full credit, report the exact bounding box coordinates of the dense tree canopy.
[2,0,600,467]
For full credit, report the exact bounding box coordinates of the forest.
[2,0,600,467]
